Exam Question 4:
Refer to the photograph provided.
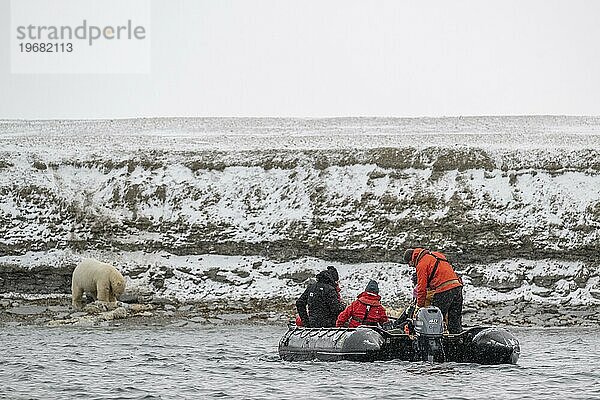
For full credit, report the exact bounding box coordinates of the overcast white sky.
[1,0,600,119]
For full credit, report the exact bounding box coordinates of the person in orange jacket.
[336,280,388,328]
[404,248,463,333]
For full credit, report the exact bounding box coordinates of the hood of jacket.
[411,247,427,265]
[316,270,335,286]
[357,291,382,306]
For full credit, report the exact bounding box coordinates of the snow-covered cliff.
[1,117,599,311]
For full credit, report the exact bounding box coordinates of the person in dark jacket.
[296,270,345,328]
[327,265,342,302]
[336,280,388,328]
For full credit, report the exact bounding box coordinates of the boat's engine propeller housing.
[413,306,445,362]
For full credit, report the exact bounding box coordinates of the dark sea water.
[1,324,599,400]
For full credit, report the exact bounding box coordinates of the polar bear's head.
[110,270,126,299]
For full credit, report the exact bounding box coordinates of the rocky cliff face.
[1,117,600,311]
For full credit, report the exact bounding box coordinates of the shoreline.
[2,296,598,328]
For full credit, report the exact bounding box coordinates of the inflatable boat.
[279,306,520,364]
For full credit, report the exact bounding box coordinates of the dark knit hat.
[327,266,339,282]
[403,248,415,264]
[365,280,379,294]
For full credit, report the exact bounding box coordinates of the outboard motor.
[413,306,445,362]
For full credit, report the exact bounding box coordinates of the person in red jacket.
[336,280,388,328]
[404,248,463,333]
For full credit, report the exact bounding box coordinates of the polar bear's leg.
[71,282,84,309]
[96,281,111,303]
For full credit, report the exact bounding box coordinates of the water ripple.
[1,326,599,399]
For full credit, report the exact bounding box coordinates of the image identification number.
[19,42,73,53]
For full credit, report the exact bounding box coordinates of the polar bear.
[71,258,126,310]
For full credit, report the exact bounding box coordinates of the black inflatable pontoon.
[279,306,520,364]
